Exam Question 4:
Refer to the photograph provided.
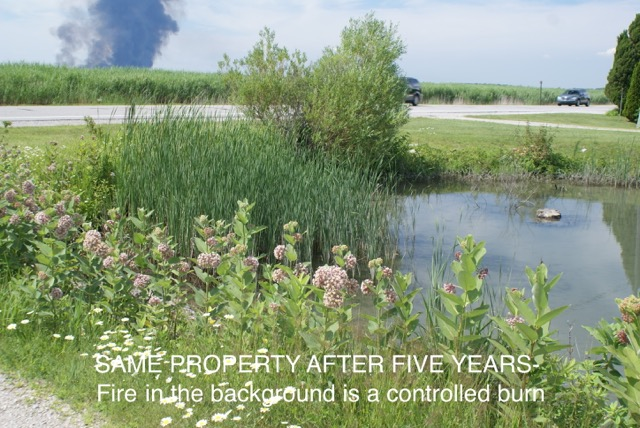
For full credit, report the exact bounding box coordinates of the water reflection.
[399,181,640,352]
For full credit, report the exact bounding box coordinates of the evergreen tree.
[605,14,640,112]
[622,61,640,122]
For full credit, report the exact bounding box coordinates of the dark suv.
[405,77,421,106]
[557,89,590,107]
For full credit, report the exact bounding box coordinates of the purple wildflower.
[273,245,286,261]
[197,252,221,270]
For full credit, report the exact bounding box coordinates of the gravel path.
[0,372,104,428]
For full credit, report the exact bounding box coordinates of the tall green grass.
[0,63,227,105]
[0,63,611,106]
[115,108,399,261]
[420,82,609,105]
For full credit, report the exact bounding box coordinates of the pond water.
[397,181,640,355]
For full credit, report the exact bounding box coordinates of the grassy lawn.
[5,118,640,168]
[1,124,121,149]
[468,113,638,130]
[403,117,640,160]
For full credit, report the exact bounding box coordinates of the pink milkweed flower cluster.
[197,252,221,270]
[360,279,374,295]
[157,243,175,260]
[506,314,525,328]
[102,256,115,269]
[148,295,162,306]
[83,230,110,257]
[381,266,393,279]
[618,295,640,323]
[55,215,74,238]
[271,268,287,283]
[34,211,50,225]
[50,287,63,300]
[133,274,151,288]
[615,330,630,345]
[273,245,286,261]
[294,263,309,276]
[384,288,398,304]
[442,283,457,294]
[344,254,357,270]
[4,189,16,203]
[243,256,259,272]
[22,180,35,194]
[313,265,349,309]
[313,265,348,291]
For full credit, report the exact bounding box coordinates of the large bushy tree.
[605,14,640,115]
[220,13,411,175]
[305,13,409,172]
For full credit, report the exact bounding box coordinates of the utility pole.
[539,81,543,105]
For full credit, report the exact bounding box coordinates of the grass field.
[404,117,639,154]
[419,82,609,105]
[469,113,637,130]
[0,63,612,106]
[4,114,639,185]
[0,63,227,105]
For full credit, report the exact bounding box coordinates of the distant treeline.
[0,63,610,106]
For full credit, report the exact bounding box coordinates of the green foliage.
[219,28,310,139]
[305,13,410,172]
[532,360,609,427]
[587,296,640,425]
[426,236,492,356]
[420,82,609,105]
[0,125,631,427]
[508,125,573,175]
[489,263,570,395]
[221,13,411,174]
[360,256,421,351]
[605,14,640,111]
[115,109,397,261]
[623,62,640,122]
[0,63,228,105]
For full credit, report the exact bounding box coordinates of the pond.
[398,181,640,355]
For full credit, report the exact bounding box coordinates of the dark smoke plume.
[56,0,181,68]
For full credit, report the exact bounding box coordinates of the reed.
[0,63,228,105]
[420,82,609,105]
[0,63,611,106]
[115,108,399,261]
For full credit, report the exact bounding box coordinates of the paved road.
[0,105,241,127]
[0,104,632,131]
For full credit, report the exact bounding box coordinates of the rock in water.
[536,208,561,220]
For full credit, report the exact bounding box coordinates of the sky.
[0,0,637,89]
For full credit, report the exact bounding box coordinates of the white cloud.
[597,47,616,57]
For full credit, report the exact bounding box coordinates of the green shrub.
[221,13,411,175]
[510,126,573,174]
[304,13,409,173]
[219,28,310,140]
